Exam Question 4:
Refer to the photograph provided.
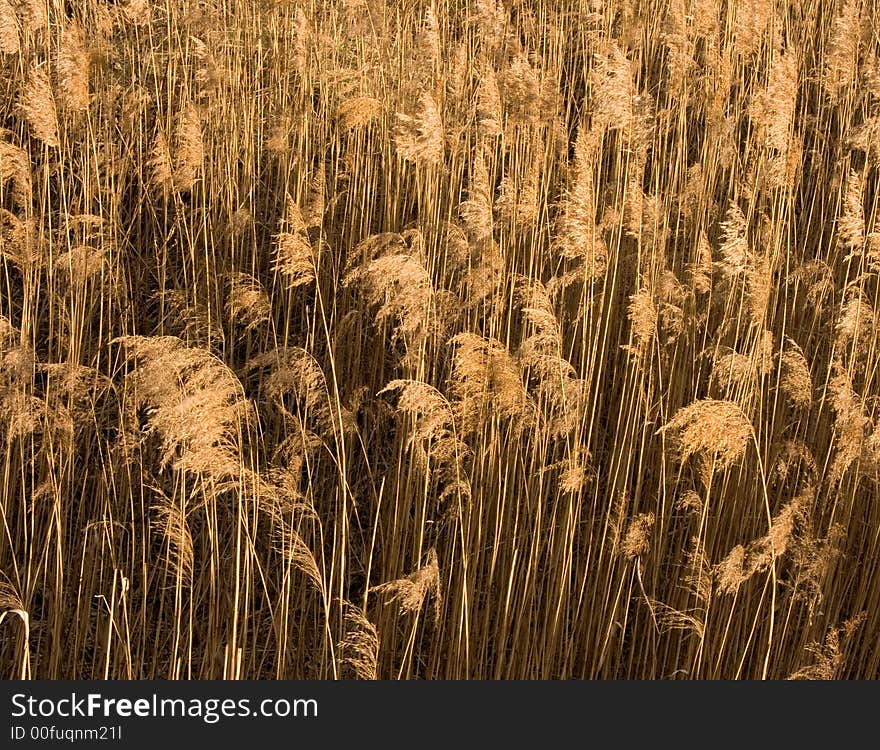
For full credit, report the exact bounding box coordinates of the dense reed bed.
[0,0,878,679]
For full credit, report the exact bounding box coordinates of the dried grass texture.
[0,0,878,681]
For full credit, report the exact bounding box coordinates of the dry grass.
[0,0,878,680]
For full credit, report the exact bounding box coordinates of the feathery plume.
[476,65,503,138]
[336,96,383,130]
[114,336,251,481]
[158,290,225,350]
[56,245,106,286]
[370,548,442,623]
[173,103,203,192]
[779,340,813,408]
[835,290,876,358]
[711,351,755,393]
[449,333,530,432]
[379,379,454,443]
[338,606,379,680]
[827,365,870,482]
[0,139,32,209]
[499,52,542,126]
[823,0,860,100]
[380,378,470,502]
[659,399,753,479]
[732,0,772,58]
[273,522,324,592]
[749,47,798,153]
[303,163,325,230]
[57,24,90,111]
[0,0,19,55]
[395,92,444,166]
[628,289,658,350]
[553,121,606,281]
[715,489,812,595]
[151,496,194,586]
[787,614,867,680]
[149,131,174,194]
[248,346,353,439]
[225,272,271,332]
[591,41,635,130]
[459,151,493,243]
[20,66,59,147]
[274,197,316,287]
[343,232,435,343]
[718,202,750,276]
[622,512,655,560]
[839,169,865,253]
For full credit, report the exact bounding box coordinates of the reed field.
[0,0,878,680]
